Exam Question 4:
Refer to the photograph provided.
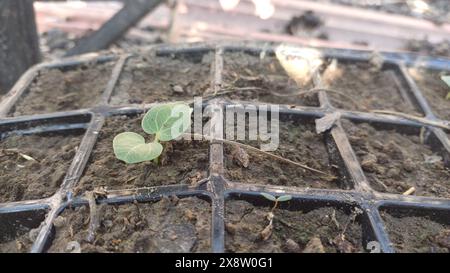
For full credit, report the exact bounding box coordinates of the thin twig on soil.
[372,177,389,192]
[372,110,450,131]
[0,148,38,162]
[186,133,336,179]
[205,84,363,111]
[206,86,264,97]
[85,191,101,243]
[403,187,416,196]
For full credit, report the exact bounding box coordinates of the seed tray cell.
[407,67,450,121]
[110,50,213,105]
[325,61,421,115]
[342,119,450,198]
[0,208,48,253]
[0,42,449,253]
[224,193,376,253]
[74,113,210,194]
[223,110,346,190]
[10,61,115,117]
[46,195,212,253]
[0,115,90,203]
[379,205,450,253]
[220,50,319,107]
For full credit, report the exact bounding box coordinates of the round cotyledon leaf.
[277,195,292,202]
[260,193,277,202]
[141,103,192,141]
[113,132,163,164]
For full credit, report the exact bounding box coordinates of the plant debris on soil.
[0,131,83,203]
[110,53,213,105]
[343,120,450,198]
[408,68,450,120]
[74,115,209,194]
[381,209,450,253]
[47,197,211,253]
[225,200,364,253]
[224,119,339,189]
[11,62,114,117]
[325,61,420,114]
[221,52,319,106]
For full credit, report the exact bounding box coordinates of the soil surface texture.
[47,197,211,253]
[343,120,450,198]
[12,62,114,116]
[110,53,213,105]
[225,200,364,253]
[381,209,450,253]
[408,68,450,120]
[225,119,339,189]
[0,131,83,203]
[326,62,419,114]
[221,52,319,106]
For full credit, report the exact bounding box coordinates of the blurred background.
[34,0,450,59]
[1,0,450,94]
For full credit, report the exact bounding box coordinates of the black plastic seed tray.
[0,42,450,253]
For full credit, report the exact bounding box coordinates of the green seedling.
[113,103,192,164]
[442,75,450,100]
[260,193,292,212]
[259,193,292,241]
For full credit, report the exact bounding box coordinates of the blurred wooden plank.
[0,0,40,93]
[33,0,450,55]
[65,0,164,56]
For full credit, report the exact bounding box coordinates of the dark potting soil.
[381,210,450,253]
[11,62,114,116]
[225,200,364,253]
[326,62,419,114]
[0,224,41,253]
[408,68,450,120]
[75,115,209,194]
[0,131,83,203]
[343,120,450,198]
[221,52,319,106]
[47,197,211,253]
[224,119,339,189]
[110,53,213,105]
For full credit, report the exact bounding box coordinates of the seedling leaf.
[441,75,450,100]
[260,193,277,202]
[142,103,192,141]
[277,195,292,202]
[442,75,450,87]
[113,132,163,164]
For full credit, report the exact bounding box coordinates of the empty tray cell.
[326,61,419,114]
[408,68,450,120]
[75,114,209,193]
[0,209,47,253]
[224,112,340,189]
[380,206,450,253]
[0,129,84,203]
[221,51,319,106]
[11,62,114,116]
[110,52,213,105]
[47,196,211,253]
[225,195,368,253]
[342,119,450,198]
